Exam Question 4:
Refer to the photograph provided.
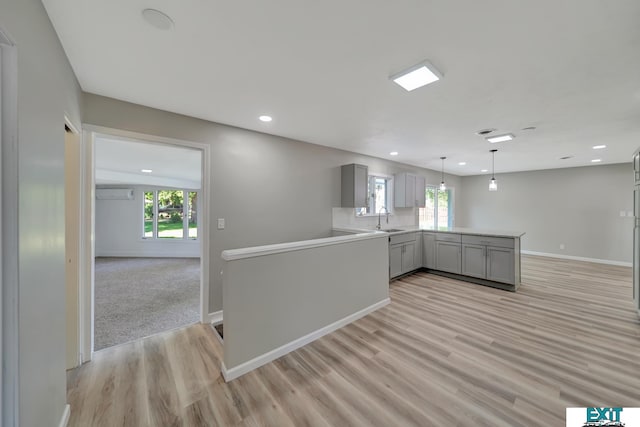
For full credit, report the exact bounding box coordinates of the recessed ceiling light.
[259,115,272,122]
[591,159,602,163]
[390,60,442,92]
[458,162,466,166]
[141,169,153,173]
[481,169,488,173]
[389,151,398,156]
[592,145,607,150]
[142,9,174,30]
[486,133,514,143]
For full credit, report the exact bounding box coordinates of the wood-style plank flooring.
[67,255,640,426]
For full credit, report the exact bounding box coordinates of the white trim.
[206,310,223,325]
[58,404,70,427]
[221,298,390,382]
[80,125,212,357]
[522,250,632,267]
[222,231,386,261]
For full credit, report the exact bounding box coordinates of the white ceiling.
[44,0,640,176]
[95,135,201,189]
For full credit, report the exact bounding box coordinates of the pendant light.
[489,149,498,191]
[439,157,446,191]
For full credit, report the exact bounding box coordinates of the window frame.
[420,185,454,228]
[142,188,199,241]
[355,173,394,217]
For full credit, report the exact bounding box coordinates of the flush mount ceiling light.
[439,157,447,191]
[141,169,153,173]
[486,133,514,144]
[560,156,573,160]
[458,162,467,166]
[142,9,174,30]
[481,169,488,173]
[390,151,399,156]
[591,159,602,163]
[390,60,442,92]
[489,149,498,192]
[592,145,607,150]
[259,115,273,122]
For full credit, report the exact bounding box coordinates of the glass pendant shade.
[489,178,497,191]
[488,149,498,192]
[439,181,446,191]
[439,156,446,191]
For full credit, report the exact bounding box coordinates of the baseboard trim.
[95,252,199,258]
[221,297,390,382]
[58,404,71,427]
[522,250,632,267]
[206,310,223,325]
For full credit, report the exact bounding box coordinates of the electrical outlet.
[560,244,565,250]
[217,218,225,230]
[620,210,626,217]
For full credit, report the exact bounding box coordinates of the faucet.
[376,206,390,230]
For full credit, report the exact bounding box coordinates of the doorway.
[80,127,210,357]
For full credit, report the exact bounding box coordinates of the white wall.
[458,163,633,264]
[95,186,199,258]
[0,0,83,426]
[83,93,462,313]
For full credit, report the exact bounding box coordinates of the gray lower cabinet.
[461,243,486,278]
[486,246,515,284]
[422,233,436,269]
[390,233,417,278]
[435,241,461,274]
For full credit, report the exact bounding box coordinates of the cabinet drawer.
[435,233,461,243]
[390,232,415,245]
[462,235,514,248]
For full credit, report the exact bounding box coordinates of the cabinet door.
[390,244,403,278]
[462,244,486,278]
[486,246,515,284]
[413,233,422,270]
[405,174,416,207]
[634,152,640,185]
[423,233,436,269]
[436,241,461,274]
[415,176,426,207]
[354,164,368,208]
[402,242,416,274]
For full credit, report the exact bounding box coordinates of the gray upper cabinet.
[341,164,368,208]
[634,150,640,185]
[394,173,426,208]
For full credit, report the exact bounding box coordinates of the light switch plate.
[217,218,225,229]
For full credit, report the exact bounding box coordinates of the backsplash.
[332,207,418,229]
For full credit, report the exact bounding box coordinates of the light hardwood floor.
[67,255,640,426]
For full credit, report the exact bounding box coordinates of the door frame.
[1,27,19,427]
[79,125,211,362]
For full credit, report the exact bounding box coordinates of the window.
[356,175,392,216]
[143,189,198,240]
[420,186,453,228]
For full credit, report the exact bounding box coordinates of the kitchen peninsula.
[336,226,525,291]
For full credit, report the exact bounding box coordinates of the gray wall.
[458,164,633,263]
[0,0,83,426]
[83,93,461,312]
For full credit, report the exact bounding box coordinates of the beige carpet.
[94,257,200,350]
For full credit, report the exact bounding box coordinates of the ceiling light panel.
[591,159,602,163]
[390,151,398,156]
[486,133,514,143]
[390,61,442,92]
[259,115,272,122]
[592,145,607,149]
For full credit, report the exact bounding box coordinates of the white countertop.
[333,226,525,239]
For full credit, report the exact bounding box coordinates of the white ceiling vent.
[96,188,134,200]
